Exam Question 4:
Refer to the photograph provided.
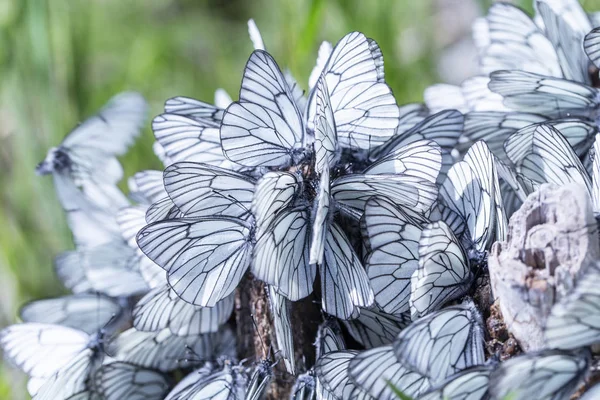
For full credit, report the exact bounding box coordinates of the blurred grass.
[0,0,599,398]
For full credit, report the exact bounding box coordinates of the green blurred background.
[0,0,599,397]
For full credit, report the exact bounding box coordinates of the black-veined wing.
[316,320,346,357]
[164,363,246,400]
[307,32,398,151]
[267,286,295,374]
[127,170,168,205]
[488,70,599,118]
[290,372,317,400]
[137,216,253,307]
[393,302,485,384]
[19,294,121,335]
[95,362,171,400]
[0,323,98,398]
[362,197,428,315]
[488,349,590,400]
[409,221,472,320]
[320,222,374,319]
[152,113,232,168]
[536,0,593,85]
[220,50,305,168]
[314,351,372,400]
[545,263,600,349]
[460,112,547,163]
[252,171,302,238]
[370,110,463,174]
[133,285,234,336]
[342,306,410,348]
[396,103,429,136]
[584,27,600,69]
[591,134,600,212]
[348,345,431,400]
[108,326,235,372]
[418,365,494,400]
[164,96,223,124]
[164,162,255,219]
[505,123,592,195]
[253,206,314,301]
[476,3,561,77]
[314,74,340,173]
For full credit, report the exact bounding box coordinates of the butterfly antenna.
[210,189,252,215]
[250,313,271,361]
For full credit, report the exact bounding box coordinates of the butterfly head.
[35,147,71,175]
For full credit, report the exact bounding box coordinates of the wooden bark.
[488,183,600,351]
[235,273,320,399]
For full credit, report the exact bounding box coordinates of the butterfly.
[36,92,147,212]
[488,349,590,400]
[545,262,600,350]
[93,362,171,400]
[0,315,114,399]
[393,301,485,385]
[418,364,495,400]
[164,361,247,400]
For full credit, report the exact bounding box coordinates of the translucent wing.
[133,285,234,336]
[460,112,547,162]
[308,41,333,91]
[145,196,180,224]
[348,345,431,400]
[314,75,340,173]
[34,348,99,400]
[307,32,398,150]
[321,222,374,319]
[108,327,235,372]
[505,124,592,195]
[95,362,170,400]
[137,217,253,306]
[410,221,471,320]
[342,306,410,348]
[0,323,89,379]
[584,27,600,69]
[371,110,463,168]
[152,113,230,167]
[20,294,121,335]
[60,92,147,157]
[440,142,496,254]
[332,174,437,216]
[314,351,371,400]
[220,50,305,168]
[419,365,493,400]
[310,167,331,265]
[163,97,223,124]
[396,103,429,136]
[252,171,302,238]
[127,170,168,205]
[164,364,245,400]
[488,349,590,400]
[591,134,600,212]
[488,70,599,118]
[267,286,295,374]
[362,197,428,315]
[536,0,592,84]
[253,206,314,301]
[477,3,561,77]
[163,162,255,219]
[545,265,600,349]
[316,320,346,357]
[393,303,485,384]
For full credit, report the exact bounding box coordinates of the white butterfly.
[266,286,295,374]
[0,322,108,399]
[342,306,410,349]
[409,220,472,320]
[36,92,147,212]
[393,302,485,384]
[133,286,234,336]
[424,77,508,114]
[418,365,494,400]
[545,262,600,350]
[94,362,171,400]
[137,216,254,307]
[488,349,590,400]
[19,294,122,335]
[164,362,247,400]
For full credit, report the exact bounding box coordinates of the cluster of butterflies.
[3,0,600,398]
